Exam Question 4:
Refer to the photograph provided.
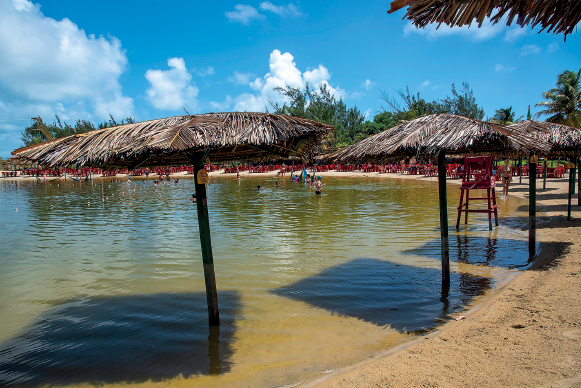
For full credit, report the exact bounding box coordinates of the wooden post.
[529,156,537,255]
[567,160,576,221]
[189,152,220,326]
[519,157,522,184]
[543,160,547,189]
[578,157,580,206]
[437,152,450,284]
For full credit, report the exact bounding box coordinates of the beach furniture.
[456,155,498,231]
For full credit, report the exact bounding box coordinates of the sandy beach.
[2,169,580,387]
[297,173,581,387]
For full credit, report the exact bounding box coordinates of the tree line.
[20,115,135,147]
[19,67,580,148]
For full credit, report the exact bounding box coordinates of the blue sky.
[1,0,580,158]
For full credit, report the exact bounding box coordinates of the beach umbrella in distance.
[508,119,581,216]
[12,112,334,326]
[329,113,551,285]
[387,0,581,38]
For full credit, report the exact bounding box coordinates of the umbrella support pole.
[567,161,576,221]
[437,152,450,284]
[191,153,220,326]
[543,160,547,189]
[529,158,536,256]
[578,157,580,206]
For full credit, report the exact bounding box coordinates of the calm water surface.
[0,176,534,387]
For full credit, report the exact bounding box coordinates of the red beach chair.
[456,155,498,230]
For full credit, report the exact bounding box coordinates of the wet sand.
[2,169,580,387]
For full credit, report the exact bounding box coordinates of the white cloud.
[195,66,215,77]
[0,0,133,157]
[547,43,559,52]
[520,44,542,55]
[95,93,134,119]
[404,20,503,41]
[227,71,255,85]
[362,79,375,90]
[303,65,331,86]
[209,95,233,111]
[259,2,302,17]
[364,108,372,120]
[235,93,268,112]
[225,4,265,24]
[234,49,347,112]
[504,27,528,42]
[145,57,199,111]
[0,0,131,109]
[419,80,431,89]
[494,64,515,72]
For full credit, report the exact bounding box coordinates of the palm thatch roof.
[329,113,550,163]
[11,113,334,168]
[388,0,581,37]
[508,120,581,156]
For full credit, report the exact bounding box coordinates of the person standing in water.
[500,159,512,199]
[314,177,324,195]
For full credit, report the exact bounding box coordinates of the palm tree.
[535,68,581,128]
[492,106,516,124]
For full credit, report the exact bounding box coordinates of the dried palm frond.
[388,0,581,37]
[508,120,581,157]
[330,113,550,163]
[12,113,334,168]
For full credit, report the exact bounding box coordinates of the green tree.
[380,86,436,122]
[432,82,485,120]
[355,111,397,142]
[492,106,518,124]
[270,83,366,146]
[380,82,484,122]
[535,68,581,127]
[20,115,135,147]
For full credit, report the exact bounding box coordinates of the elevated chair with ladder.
[456,155,499,231]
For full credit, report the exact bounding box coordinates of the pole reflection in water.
[0,177,535,387]
[207,325,221,375]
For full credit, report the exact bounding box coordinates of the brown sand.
[3,169,580,387]
[302,174,581,388]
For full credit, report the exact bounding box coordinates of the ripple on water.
[0,177,535,386]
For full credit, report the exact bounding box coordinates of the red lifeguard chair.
[456,155,498,230]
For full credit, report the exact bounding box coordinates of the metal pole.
[190,152,220,326]
[437,152,450,284]
[543,160,547,190]
[567,160,576,221]
[529,156,537,255]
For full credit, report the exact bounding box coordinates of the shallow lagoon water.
[0,176,534,387]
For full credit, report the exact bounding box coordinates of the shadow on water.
[271,258,490,333]
[403,234,534,268]
[0,291,240,386]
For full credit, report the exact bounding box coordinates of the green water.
[0,176,533,387]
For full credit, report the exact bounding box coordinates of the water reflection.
[272,258,490,332]
[403,234,533,269]
[0,292,240,386]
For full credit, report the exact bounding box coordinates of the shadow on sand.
[0,291,240,386]
[271,258,490,333]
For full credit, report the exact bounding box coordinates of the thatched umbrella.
[329,113,551,283]
[387,0,581,38]
[509,119,581,216]
[12,112,334,326]
[331,114,543,162]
